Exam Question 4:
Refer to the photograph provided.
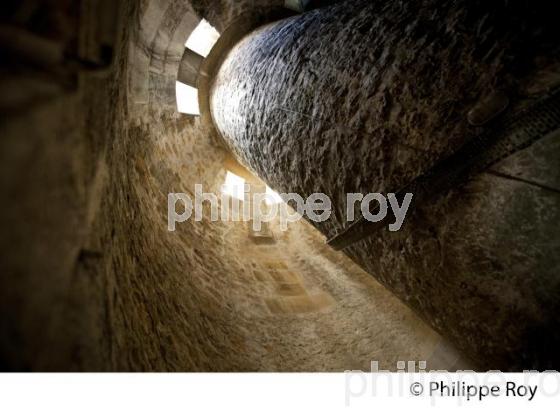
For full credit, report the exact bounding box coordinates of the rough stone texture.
[190,0,283,32]
[0,0,462,371]
[189,0,340,31]
[211,0,560,369]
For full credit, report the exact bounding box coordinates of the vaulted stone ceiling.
[1,0,558,371]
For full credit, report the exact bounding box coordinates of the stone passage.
[210,0,560,369]
[2,0,558,372]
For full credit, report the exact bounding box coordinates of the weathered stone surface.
[1,0,460,371]
[211,0,560,369]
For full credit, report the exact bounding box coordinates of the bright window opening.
[265,186,283,205]
[222,171,246,201]
[185,19,220,58]
[175,82,200,115]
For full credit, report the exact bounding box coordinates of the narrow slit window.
[185,19,220,58]
[175,82,200,115]
[265,186,283,205]
[222,171,246,201]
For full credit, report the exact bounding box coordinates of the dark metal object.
[327,88,560,251]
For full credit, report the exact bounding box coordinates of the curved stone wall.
[0,0,459,371]
[211,0,560,369]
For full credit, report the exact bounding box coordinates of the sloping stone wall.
[211,0,560,369]
[1,0,454,371]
